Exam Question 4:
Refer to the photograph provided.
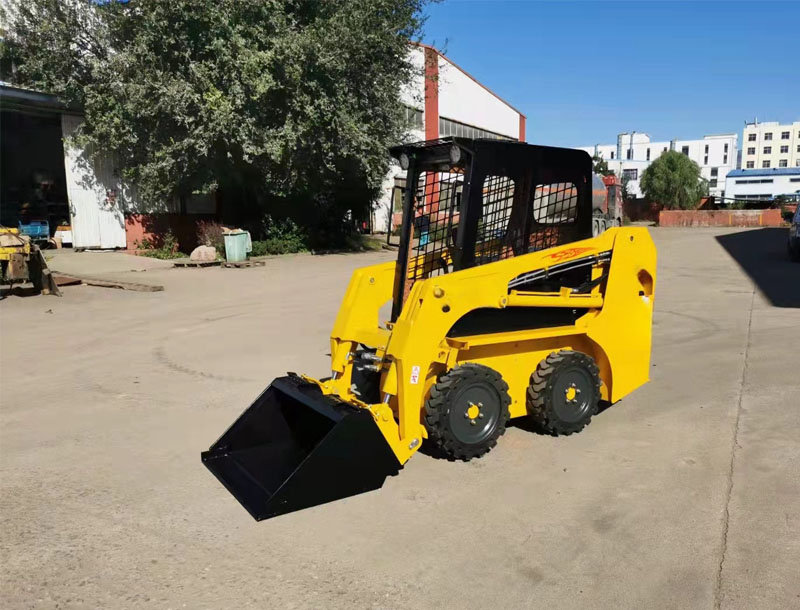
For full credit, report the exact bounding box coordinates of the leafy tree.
[620,174,632,202]
[1,0,431,244]
[592,153,613,177]
[640,150,707,210]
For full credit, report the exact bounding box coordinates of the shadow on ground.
[716,227,800,308]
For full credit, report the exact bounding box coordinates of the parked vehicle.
[591,173,624,236]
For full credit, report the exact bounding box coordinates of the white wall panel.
[61,114,127,248]
[437,56,519,139]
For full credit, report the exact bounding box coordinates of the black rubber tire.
[527,350,601,436]
[424,363,511,461]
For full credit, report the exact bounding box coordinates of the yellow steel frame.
[308,227,656,464]
[0,227,31,260]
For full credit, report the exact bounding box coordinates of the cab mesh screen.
[474,175,517,265]
[407,170,464,281]
[528,182,579,252]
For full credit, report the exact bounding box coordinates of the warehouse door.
[61,114,127,249]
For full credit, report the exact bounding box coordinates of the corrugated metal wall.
[61,114,128,249]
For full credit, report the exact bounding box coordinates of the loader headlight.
[399,153,410,170]
[450,145,462,165]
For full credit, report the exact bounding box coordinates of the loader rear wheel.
[424,363,511,461]
[527,350,600,436]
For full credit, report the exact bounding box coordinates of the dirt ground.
[1,227,798,610]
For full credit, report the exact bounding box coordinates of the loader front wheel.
[424,363,511,461]
[527,350,600,435]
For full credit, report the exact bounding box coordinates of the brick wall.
[658,209,783,228]
[125,214,217,251]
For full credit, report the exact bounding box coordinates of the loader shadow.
[508,400,614,436]
[416,401,615,459]
[0,285,41,298]
[715,228,800,308]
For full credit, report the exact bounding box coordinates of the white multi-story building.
[740,120,800,170]
[725,168,800,202]
[578,132,738,199]
[375,43,526,232]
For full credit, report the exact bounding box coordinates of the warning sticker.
[410,365,421,385]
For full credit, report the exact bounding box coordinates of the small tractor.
[202,139,656,521]
[0,226,61,296]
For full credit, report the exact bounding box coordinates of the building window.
[404,106,424,129]
[704,155,708,165]
[779,160,788,167]
[681,146,689,155]
[704,144,709,154]
[797,145,800,153]
[437,116,512,141]
[623,169,638,181]
[780,145,789,153]
[746,161,754,168]
[723,155,728,164]
[626,148,632,160]
[610,151,615,159]
[797,160,800,167]
[724,143,729,153]
[747,147,755,155]
[663,147,667,152]
[709,179,717,188]
[764,132,772,140]
[762,161,770,168]
[748,133,756,141]
[711,167,718,177]
[646,148,650,161]
[764,146,771,154]
[781,131,790,139]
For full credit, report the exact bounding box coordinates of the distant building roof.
[727,167,800,178]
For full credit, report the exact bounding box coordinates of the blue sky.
[422,0,800,147]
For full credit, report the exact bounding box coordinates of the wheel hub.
[465,401,483,424]
[552,368,593,423]
[449,385,499,445]
[564,383,581,403]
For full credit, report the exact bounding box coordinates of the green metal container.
[223,231,248,263]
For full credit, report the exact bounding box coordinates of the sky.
[422,0,800,147]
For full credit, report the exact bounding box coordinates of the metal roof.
[0,83,81,114]
[727,167,800,178]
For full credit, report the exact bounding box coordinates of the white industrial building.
[578,132,738,199]
[374,43,526,232]
[724,167,800,202]
[740,120,800,170]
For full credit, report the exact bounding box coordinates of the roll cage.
[389,137,594,320]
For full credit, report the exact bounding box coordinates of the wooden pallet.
[222,259,266,268]
[173,259,221,268]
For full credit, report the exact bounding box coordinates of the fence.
[658,209,783,228]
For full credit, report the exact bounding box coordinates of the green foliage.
[620,175,632,202]
[135,231,186,259]
[2,0,430,238]
[250,216,308,256]
[592,153,613,177]
[640,151,708,210]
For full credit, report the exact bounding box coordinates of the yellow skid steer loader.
[202,139,656,520]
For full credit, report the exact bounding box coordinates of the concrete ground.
[1,228,798,610]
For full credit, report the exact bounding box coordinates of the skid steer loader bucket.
[202,375,401,520]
